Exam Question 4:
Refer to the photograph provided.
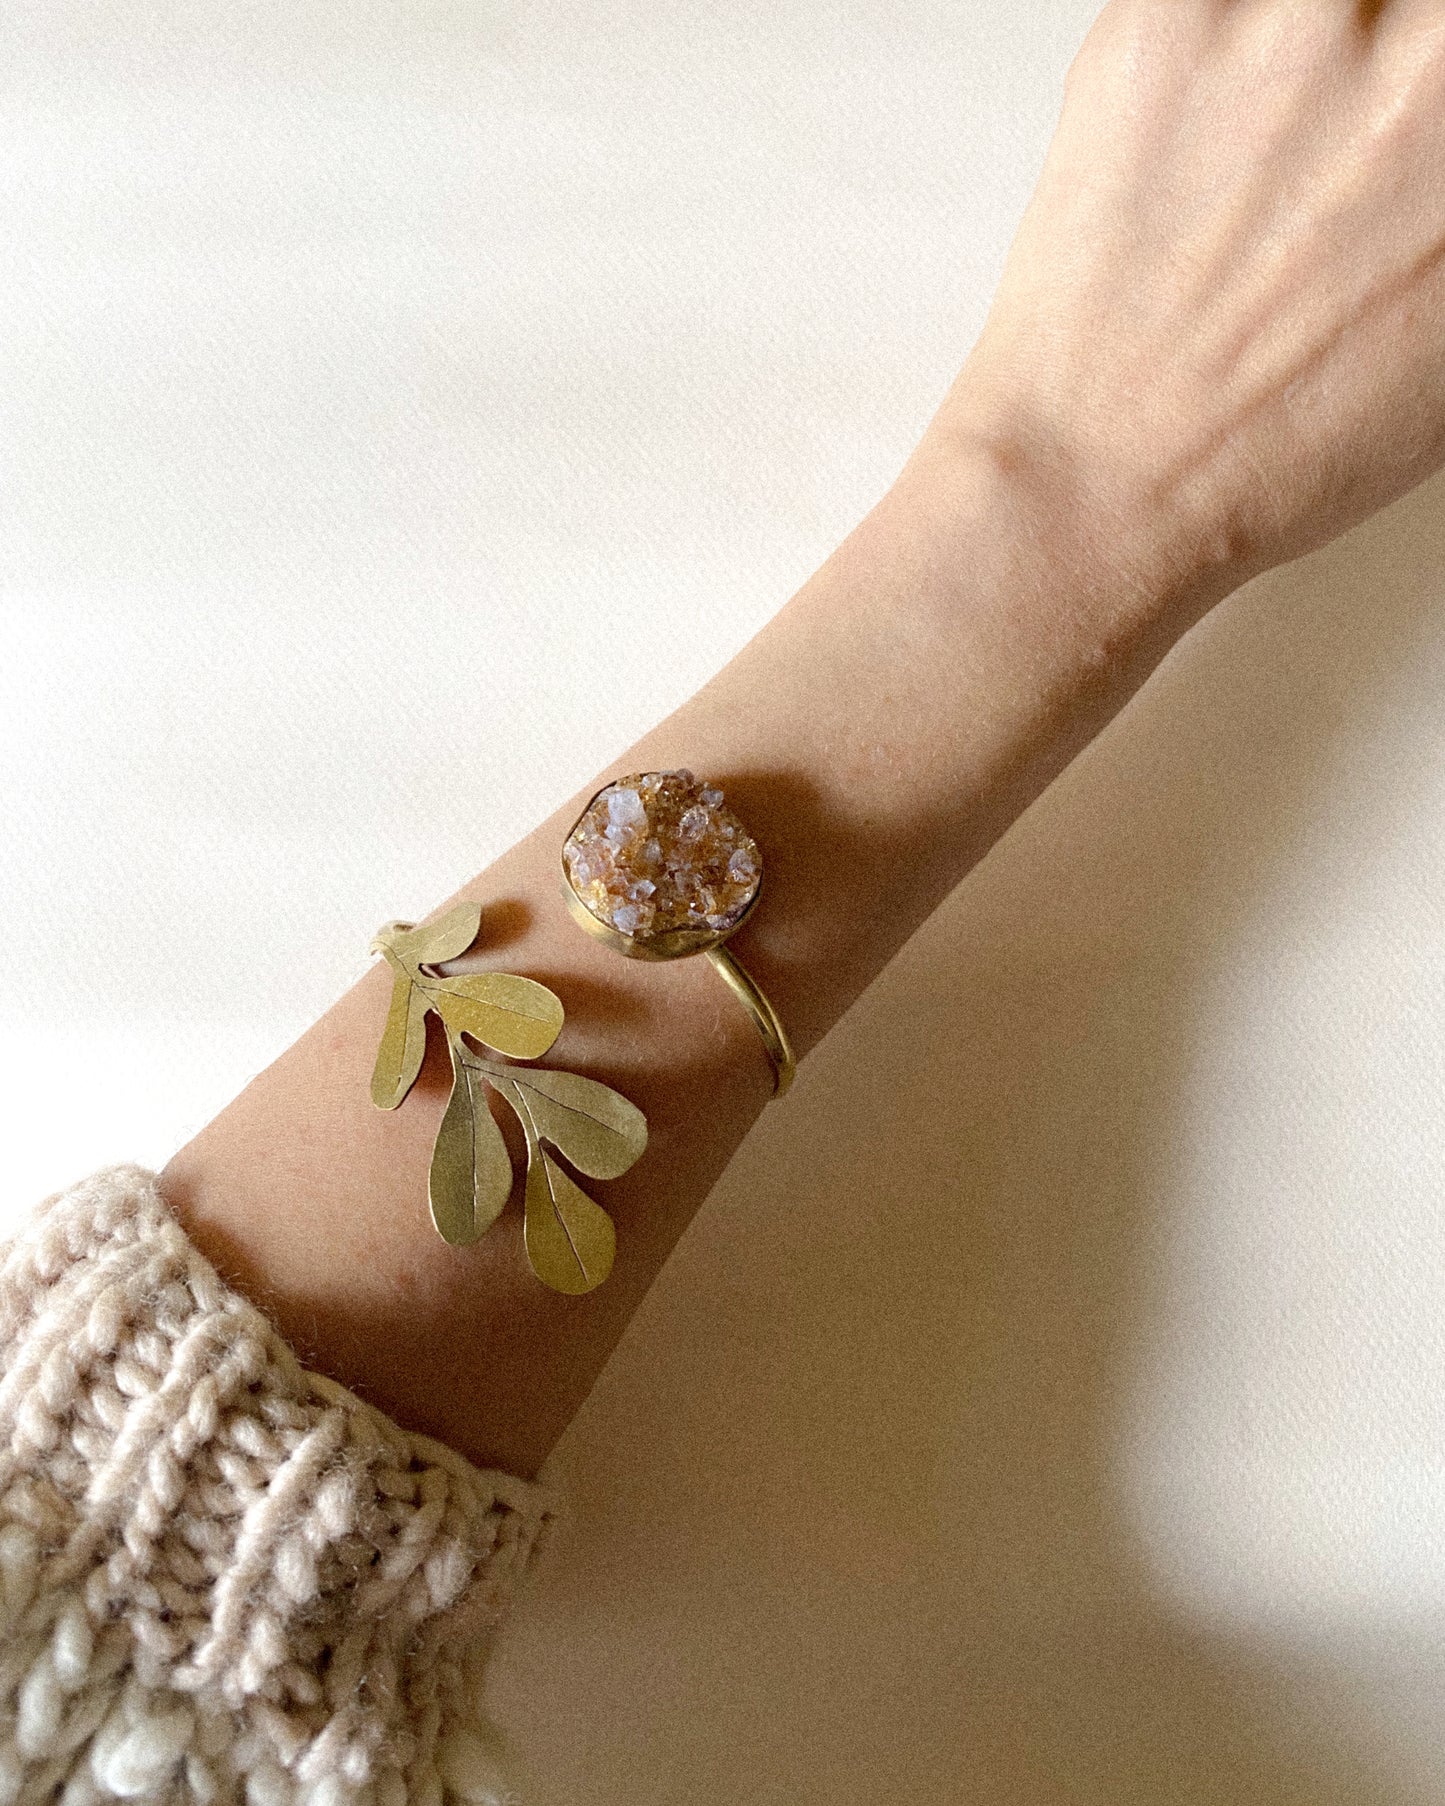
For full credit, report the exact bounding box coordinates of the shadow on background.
[491,475,1445,1804]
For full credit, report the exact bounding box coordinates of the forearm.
[159,418,1228,1479]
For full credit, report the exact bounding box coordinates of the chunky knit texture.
[0,1165,558,1806]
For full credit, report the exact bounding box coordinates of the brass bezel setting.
[558,773,795,1096]
[558,778,764,961]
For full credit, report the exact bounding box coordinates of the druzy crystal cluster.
[562,769,761,943]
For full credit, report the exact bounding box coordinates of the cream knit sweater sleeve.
[0,1164,559,1806]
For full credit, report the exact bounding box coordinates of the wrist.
[905,379,1248,643]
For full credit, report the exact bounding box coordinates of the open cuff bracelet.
[368,768,795,1295]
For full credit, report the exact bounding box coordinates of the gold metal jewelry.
[368,900,647,1295]
[559,769,796,1098]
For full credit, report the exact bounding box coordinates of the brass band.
[703,942,796,1097]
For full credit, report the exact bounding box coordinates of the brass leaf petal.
[431,973,564,1060]
[409,900,485,965]
[498,1066,646,1179]
[374,901,483,970]
[428,1040,514,1245]
[370,973,429,1110]
[522,1143,617,1295]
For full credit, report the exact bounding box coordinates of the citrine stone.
[562,769,761,947]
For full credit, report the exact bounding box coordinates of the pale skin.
[161,0,1445,1479]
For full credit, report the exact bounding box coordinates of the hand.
[931,0,1445,605]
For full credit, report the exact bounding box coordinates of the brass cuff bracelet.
[367,768,793,1296]
[558,768,796,1100]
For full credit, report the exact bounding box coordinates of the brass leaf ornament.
[368,901,647,1293]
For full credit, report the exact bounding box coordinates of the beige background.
[6,2,1445,1799]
